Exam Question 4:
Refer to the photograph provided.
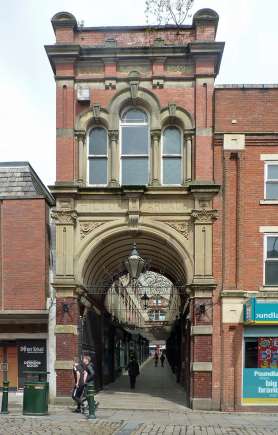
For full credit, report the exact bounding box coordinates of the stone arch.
[75,219,193,301]
[108,87,161,130]
[76,107,110,131]
[160,106,194,131]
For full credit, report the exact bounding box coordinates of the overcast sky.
[1,0,277,186]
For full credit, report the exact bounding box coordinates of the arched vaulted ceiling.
[81,230,188,302]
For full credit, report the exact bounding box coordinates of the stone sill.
[259,286,278,292]
[260,200,278,205]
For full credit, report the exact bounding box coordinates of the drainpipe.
[47,215,56,403]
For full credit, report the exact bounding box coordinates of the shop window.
[162,127,182,185]
[88,127,108,185]
[245,338,258,368]
[120,108,149,185]
[265,235,278,286]
[265,163,278,199]
[245,337,278,369]
[243,335,278,405]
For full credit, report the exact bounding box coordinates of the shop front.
[0,339,47,390]
[243,298,278,406]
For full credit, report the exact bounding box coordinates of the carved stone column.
[151,130,161,186]
[51,209,77,278]
[74,130,86,185]
[109,130,119,186]
[192,208,218,285]
[185,133,192,182]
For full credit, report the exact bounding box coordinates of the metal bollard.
[1,380,9,415]
[86,382,96,420]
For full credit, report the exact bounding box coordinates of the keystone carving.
[165,221,190,239]
[51,209,77,225]
[130,80,139,101]
[168,103,177,117]
[105,79,116,90]
[92,103,101,120]
[192,209,218,223]
[152,79,164,89]
[80,222,105,239]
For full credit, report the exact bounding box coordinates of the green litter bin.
[23,371,49,416]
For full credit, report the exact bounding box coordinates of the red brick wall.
[74,28,195,46]
[215,88,278,133]
[192,372,212,398]
[214,88,278,411]
[1,199,48,310]
[193,336,212,362]
[56,369,73,396]
[56,297,80,396]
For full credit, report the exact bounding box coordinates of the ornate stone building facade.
[45,8,278,411]
[46,8,223,409]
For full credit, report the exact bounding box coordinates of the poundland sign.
[244,298,278,324]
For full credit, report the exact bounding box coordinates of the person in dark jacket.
[82,355,95,384]
[160,352,165,367]
[127,355,140,389]
[154,352,159,367]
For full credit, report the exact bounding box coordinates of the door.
[0,347,4,385]
[7,347,18,388]
[0,346,18,389]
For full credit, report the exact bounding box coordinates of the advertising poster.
[17,340,47,388]
[242,368,278,405]
[271,338,278,369]
[258,337,272,368]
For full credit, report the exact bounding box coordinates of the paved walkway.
[96,357,188,411]
[2,358,278,434]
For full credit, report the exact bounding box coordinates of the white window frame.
[119,107,150,186]
[264,233,278,286]
[161,125,183,186]
[87,126,108,187]
[264,161,278,200]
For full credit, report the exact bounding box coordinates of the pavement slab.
[3,359,278,434]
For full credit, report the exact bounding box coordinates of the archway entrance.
[78,229,191,407]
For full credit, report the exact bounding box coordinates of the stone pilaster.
[109,130,119,186]
[185,134,192,182]
[74,130,86,185]
[151,130,161,186]
[51,209,77,279]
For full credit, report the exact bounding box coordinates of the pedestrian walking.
[154,352,159,367]
[72,357,85,413]
[127,355,140,389]
[82,354,95,385]
[160,353,165,367]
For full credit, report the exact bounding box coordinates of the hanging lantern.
[125,242,145,282]
[141,291,150,310]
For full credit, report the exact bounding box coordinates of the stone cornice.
[45,41,224,74]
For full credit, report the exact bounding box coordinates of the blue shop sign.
[242,368,278,405]
[244,298,278,324]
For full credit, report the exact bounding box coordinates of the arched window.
[162,127,182,185]
[120,108,149,185]
[88,127,108,185]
